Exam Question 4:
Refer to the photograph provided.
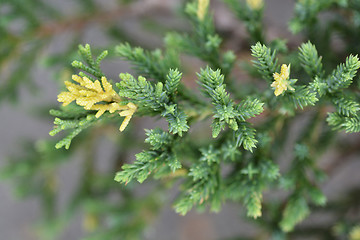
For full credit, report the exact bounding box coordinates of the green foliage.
[174,145,222,215]
[236,98,264,121]
[280,196,310,232]
[3,1,360,239]
[299,41,325,79]
[225,160,280,219]
[309,77,328,97]
[81,193,163,240]
[71,43,108,80]
[114,128,181,184]
[283,86,318,109]
[117,70,189,136]
[71,45,107,79]
[165,69,182,96]
[49,45,112,149]
[327,112,360,132]
[289,0,335,34]
[278,139,327,232]
[49,113,97,149]
[251,42,320,114]
[326,55,360,93]
[224,0,265,43]
[332,95,360,117]
[165,1,235,76]
[243,191,262,218]
[115,43,180,82]
[311,54,360,133]
[198,67,263,151]
[233,124,257,152]
[251,42,279,82]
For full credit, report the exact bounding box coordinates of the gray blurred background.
[1,0,360,239]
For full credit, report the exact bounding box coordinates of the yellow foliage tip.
[246,0,263,10]
[197,0,209,21]
[57,75,137,131]
[119,102,137,132]
[58,75,120,107]
[249,192,262,219]
[350,225,360,240]
[83,213,99,232]
[271,64,294,96]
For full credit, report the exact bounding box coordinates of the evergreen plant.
[1,0,360,239]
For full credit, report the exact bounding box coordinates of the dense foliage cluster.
[1,0,360,239]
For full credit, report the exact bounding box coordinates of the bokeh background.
[1,0,360,239]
